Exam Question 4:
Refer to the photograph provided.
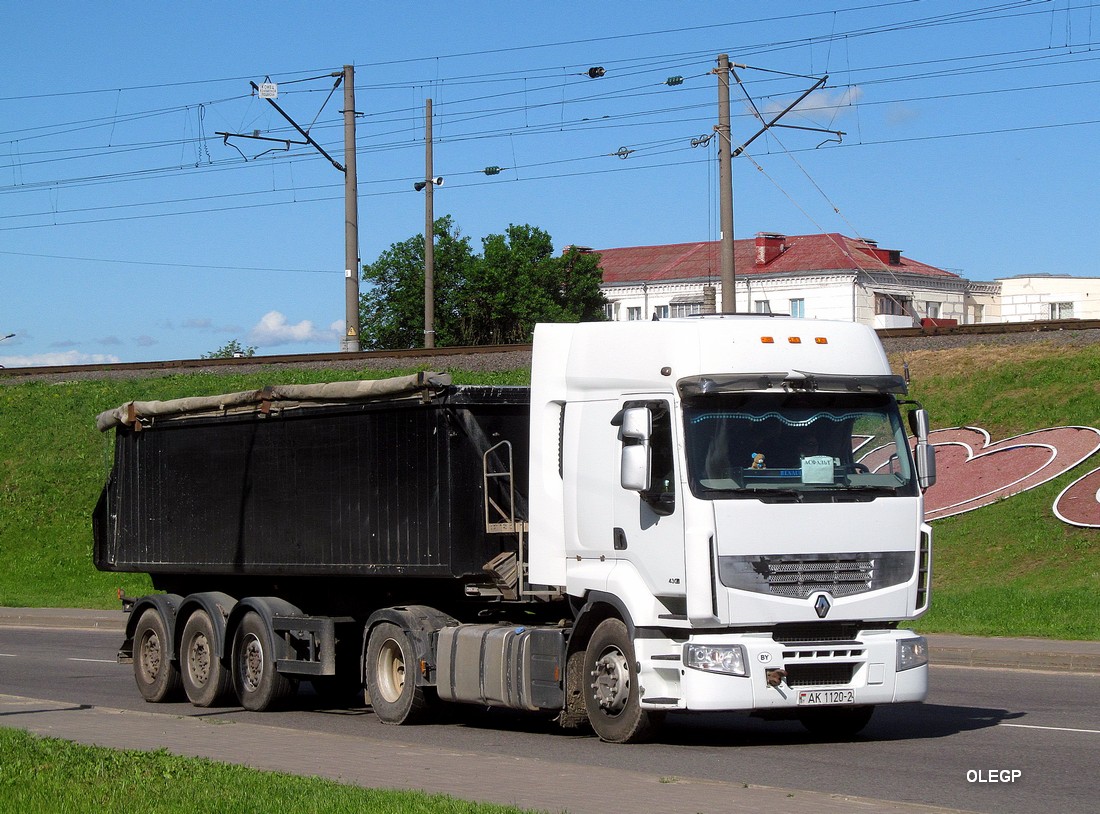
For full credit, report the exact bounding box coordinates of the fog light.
[684,643,748,676]
[897,636,929,671]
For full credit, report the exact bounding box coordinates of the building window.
[926,301,940,319]
[653,304,669,320]
[1050,302,1074,320]
[789,298,805,318]
[973,304,984,323]
[603,302,616,320]
[670,301,702,318]
[626,306,642,321]
[754,300,772,314]
[875,293,912,316]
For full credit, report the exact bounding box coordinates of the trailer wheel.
[365,622,429,724]
[231,611,297,711]
[798,705,875,738]
[583,618,664,743]
[133,608,182,703]
[180,610,233,707]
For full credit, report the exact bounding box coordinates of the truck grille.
[785,663,857,687]
[764,559,873,598]
[772,623,859,644]
[718,551,914,599]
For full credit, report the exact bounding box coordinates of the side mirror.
[915,442,937,489]
[621,407,651,441]
[908,407,931,441]
[908,408,936,488]
[620,407,652,491]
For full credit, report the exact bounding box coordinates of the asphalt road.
[1,626,1097,814]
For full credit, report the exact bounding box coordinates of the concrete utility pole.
[342,65,361,352]
[423,98,435,349]
[220,69,361,353]
[716,54,736,314]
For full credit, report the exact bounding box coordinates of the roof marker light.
[816,337,828,345]
[761,336,775,344]
[788,336,802,344]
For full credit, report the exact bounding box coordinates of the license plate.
[797,689,855,706]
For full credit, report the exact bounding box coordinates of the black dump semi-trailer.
[92,373,562,719]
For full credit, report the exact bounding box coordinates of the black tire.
[583,618,664,743]
[364,622,430,724]
[231,611,298,711]
[132,608,182,703]
[798,705,875,738]
[179,610,233,707]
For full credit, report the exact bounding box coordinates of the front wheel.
[179,610,233,707]
[231,611,297,711]
[798,705,875,738]
[132,608,182,703]
[582,618,664,743]
[364,622,431,724]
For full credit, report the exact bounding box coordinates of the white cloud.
[885,104,920,126]
[0,350,122,368]
[181,318,244,334]
[248,311,340,347]
[759,86,864,124]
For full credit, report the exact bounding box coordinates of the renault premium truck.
[94,316,935,743]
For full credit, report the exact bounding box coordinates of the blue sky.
[2,0,1097,366]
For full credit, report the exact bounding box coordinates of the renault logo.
[813,593,832,618]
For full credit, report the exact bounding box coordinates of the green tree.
[358,216,476,350]
[201,339,256,359]
[359,218,606,349]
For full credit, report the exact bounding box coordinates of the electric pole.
[218,68,361,353]
[424,98,435,349]
[342,65,361,352]
[716,54,736,314]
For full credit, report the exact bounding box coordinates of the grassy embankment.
[0,343,1097,638]
[0,728,538,814]
[899,342,1099,639]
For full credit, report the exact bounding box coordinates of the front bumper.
[636,628,927,712]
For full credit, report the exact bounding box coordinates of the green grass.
[898,341,1100,639]
[1,344,1098,638]
[0,728,539,814]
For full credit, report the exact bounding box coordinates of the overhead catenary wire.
[2,0,1094,235]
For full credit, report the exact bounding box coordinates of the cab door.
[611,399,686,605]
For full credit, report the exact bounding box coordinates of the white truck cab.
[528,316,933,738]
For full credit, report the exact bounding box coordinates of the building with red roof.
[586,232,998,328]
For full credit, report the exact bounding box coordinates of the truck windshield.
[683,392,917,500]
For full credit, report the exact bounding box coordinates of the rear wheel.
[583,618,664,743]
[133,608,182,703]
[180,610,233,707]
[231,611,297,711]
[798,705,875,737]
[365,622,430,724]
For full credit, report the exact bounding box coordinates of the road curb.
[925,634,1100,674]
[0,608,126,632]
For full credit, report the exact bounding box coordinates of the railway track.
[2,319,1098,381]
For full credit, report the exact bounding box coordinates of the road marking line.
[1000,723,1100,734]
[67,657,116,664]
[0,653,17,658]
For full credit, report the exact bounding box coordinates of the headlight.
[897,636,929,672]
[684,643,748,676]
